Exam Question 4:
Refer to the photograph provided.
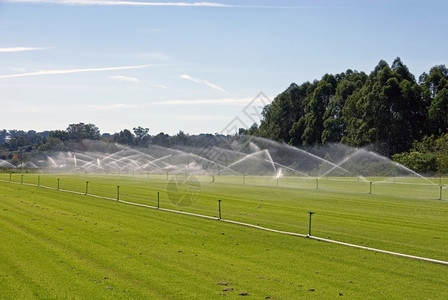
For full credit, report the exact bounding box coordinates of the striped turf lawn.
[0,174,447,299]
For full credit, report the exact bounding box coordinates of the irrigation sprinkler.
[307,211,315,236]
[315,178,319,189]
[57,178,60,190]
[117,186,120,201]
[243,175,246,185]
[369,182,372,195]
[37,176,40,187]
[440,186,443,200]
[21,174,23,184]
[218,199,222,220]
[85,181,89,195]
[9,173,12,182]
[157,192,160,209]
[276,178,279,187]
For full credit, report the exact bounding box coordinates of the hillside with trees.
[249,58,447,169]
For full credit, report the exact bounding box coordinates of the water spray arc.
[30,137,443,200]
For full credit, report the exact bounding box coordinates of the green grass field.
[1,173,447,299]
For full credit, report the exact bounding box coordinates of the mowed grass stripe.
[0,184,220,299]
[9,176,447,264]
[1,181,448,299]
[2,173,448,261]
[0,186,154,299]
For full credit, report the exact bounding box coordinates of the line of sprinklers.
[3,158,444,200]
[9,172,444,202]
[47,142,443,181]
[6,169,447,212]
[3,137,447,200]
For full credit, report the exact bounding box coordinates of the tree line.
[0,123,228,166]
[248,58,447,159]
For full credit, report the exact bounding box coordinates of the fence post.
[308,211,314,236]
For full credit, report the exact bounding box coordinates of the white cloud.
[151,84,168,90]
[176,115,229,121]
[152,97,252,105]
[0,64,154,79]
[11,67,27,73]
[5,0,231,7]
[180,74,201,84]
[180,74,229,95]
[133,52,170,61]
[84,103,139,110]
[109,75,140,83]
[82,97,257,111]
[108,75,169,88]
[0,47,51,53]
[1,100,67,113]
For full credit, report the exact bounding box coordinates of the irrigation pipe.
[306,236,448,265]
[2,179,448,266]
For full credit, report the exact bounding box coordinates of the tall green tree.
[322,70,367,144]
[258,83,309,143]
[114,129,135,146]
[421,65,448,135]
[301,74,337,145]
[343,58,424,155]
[133,126,150,145]
[170,130,191,146]
[151,132,171,147]
[286,82,315,145]
[66,123,101,142]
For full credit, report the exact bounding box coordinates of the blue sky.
[1,0,447,135]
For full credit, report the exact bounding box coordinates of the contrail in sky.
[0,47,51,53]
[4,0,308,8]
[4,0,231,7]
[180,74,229,95]
[0,65,154,79]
